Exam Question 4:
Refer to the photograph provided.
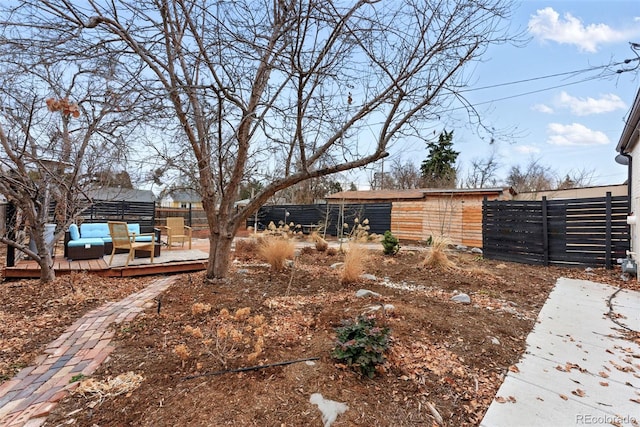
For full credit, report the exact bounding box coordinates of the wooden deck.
[2,256,208,278]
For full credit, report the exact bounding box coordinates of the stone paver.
[0,276,176,427]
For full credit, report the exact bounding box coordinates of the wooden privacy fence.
[482,193,629,268]
[155,206,208,229]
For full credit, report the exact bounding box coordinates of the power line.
[459,58,638,94]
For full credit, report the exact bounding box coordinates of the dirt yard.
[0,241,636,426]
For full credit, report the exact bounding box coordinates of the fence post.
[6,202,15,267]
[605,191,612,269]
[542,196,549,266]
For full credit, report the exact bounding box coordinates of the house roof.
[87,187,156,203]
[617,87,640,154]
[325,187,514,200]
[169,189,202,203]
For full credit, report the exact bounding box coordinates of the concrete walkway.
[0,276,176,427]
[481,278,640,427]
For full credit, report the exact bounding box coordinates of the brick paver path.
[0,276,176,427]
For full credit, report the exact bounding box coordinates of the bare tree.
[6,0,516,279]
[0,40,139,281]
[464,150,500,188]
[506,158,555,193]
[368,158,422,190]
[555,169,595,189]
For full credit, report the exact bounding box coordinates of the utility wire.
[459,57,639,93]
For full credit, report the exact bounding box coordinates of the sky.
[350,0,640,190]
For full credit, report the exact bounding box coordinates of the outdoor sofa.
[64,222,159,260]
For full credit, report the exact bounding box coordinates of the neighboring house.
[616,87,640,259]
[163,189,203,209]
[514,184,627,201]
[326,187,515,248]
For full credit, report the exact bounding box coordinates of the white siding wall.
[631,136,640,258]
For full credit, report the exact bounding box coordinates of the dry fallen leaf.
[495,396,507,404]
[599,371,609,378]
[508,365,520,373]
[571,389,586,397]
[559,394,568,400]
[599,381,609,387]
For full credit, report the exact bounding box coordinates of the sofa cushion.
[67,237,105,248]
[127,223,141,235]
[69,224,80,241]
[80,223,110,239]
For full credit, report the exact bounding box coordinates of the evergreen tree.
[420,130,459,188]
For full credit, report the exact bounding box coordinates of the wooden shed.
[326,187,514,247]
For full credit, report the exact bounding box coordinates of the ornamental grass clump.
[423,235,455,270]
[258,236,295,271]
[340,244,368,284]
[332,315,391,378]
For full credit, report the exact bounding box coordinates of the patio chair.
[161,217,192,250]
[107,221,156,267]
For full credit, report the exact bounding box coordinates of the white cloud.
[532,103,554,114]
[528,7,634,53]
[515,145,541,154]
[546,122,609,146]
[556,91,626,116]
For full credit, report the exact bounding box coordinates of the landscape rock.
[360,273,377,281]
[330,262,344,270]
[236,269,249,275]
[310,393,349,427]
[471,247,483,255]
[365,303,395,313]
[356,289,381,298]
[451,293,471,304]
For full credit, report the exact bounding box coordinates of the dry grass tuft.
[74,372,144,400]
[258,237,295,271]
[423,235,456,270]
[341,244,369,284]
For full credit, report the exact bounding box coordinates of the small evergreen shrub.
[381,230,400,255]
[332,315,391,378]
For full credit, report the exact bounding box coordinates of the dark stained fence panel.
[483,193,629,268]
[80,200,156,229]
[249,203,391,236]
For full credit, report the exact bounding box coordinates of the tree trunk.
[31,226,56,283]
[207,232,234,280]
[38,252,56,283]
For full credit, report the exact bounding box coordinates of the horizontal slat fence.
[81,200,156,229]
[249,203,392,236]
[483,193,629,268]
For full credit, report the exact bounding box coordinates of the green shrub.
[381,230,400,255]
[331,315,391,378]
